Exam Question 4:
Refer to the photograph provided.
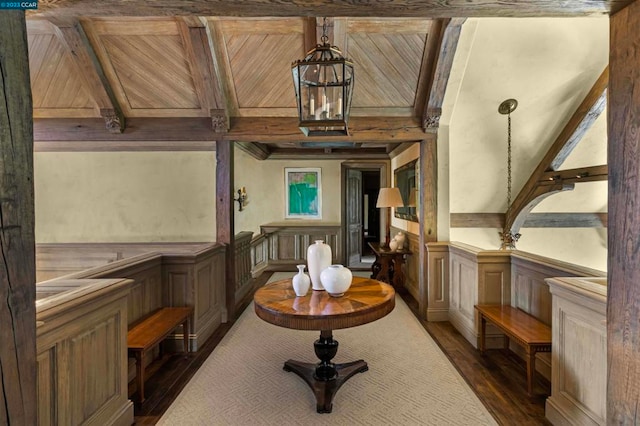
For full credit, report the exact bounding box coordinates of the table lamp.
[376,187,404,247]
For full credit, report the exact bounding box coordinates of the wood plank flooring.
[133,273,550,425]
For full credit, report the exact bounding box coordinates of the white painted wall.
[35,152,216,242]
[444,17,608,271]
[234,147,343,236]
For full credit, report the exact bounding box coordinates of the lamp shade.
[376,187,404,208]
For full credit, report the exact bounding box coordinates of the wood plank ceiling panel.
[83,18,203,118]
[101,35,200,112]
[27,32,96,117]
[346,19,430,117]
[218,18,305,117]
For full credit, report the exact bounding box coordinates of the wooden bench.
[475,305,551,397]
[127,306,193,403]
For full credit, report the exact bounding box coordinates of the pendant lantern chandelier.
[291,18,354,136]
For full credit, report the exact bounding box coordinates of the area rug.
[158,273,497,425]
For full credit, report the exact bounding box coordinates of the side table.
[368,242,411,290]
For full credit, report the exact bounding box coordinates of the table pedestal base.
[283,330,368,413]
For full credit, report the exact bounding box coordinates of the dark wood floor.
[133,273,550,425]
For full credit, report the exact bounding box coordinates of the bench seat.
[128,306,193,403]
[475,304,551,396]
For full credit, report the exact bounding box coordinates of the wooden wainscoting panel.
[448,245,479,347]
[477,251,511,305]
[546,277,607,426]
[250,234,269,277]
[37,347,56,426]
[260,223,342,270]
[36,279,133,426]
[68,315,120,424]
[426,242,449,321]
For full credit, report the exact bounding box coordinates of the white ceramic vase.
[394,232,406,250]
[389,239,398,251]
[307,240,332,291]
[292,264,310,296]
[320,264,353,297]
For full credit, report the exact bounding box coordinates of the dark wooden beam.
[539,165,608,185]
[0,11,37,426]
[504,66,608,240]
[450,213,505,228]
[266,148,390,160]
[29,0,633,18]
[178,18,229,131]
[419,137,437,321]
[415,19,444,122]
[609,1,640,422]
[34,117,217,141]
[450,212,607,228]
[235,142,270,160]
[225,116,427,143]
[522,213,607,228]
[215,140,235,322]
[34,116,425,144]
[52,20,125,133]
[421,18,466,131]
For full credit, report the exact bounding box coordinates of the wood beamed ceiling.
[28,0,627,158]
[28,14,458,158]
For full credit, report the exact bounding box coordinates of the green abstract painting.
[285,168,322,219]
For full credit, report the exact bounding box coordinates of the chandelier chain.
[321,17,329,44]
[507,112,512,208]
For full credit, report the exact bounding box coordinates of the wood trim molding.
[504,67,609,240]
[539,165,608,185]
[29,1,634,18]
[0,11,37,425]
[421,18,466,132]
[178,18,229,131]
[235,141,270,160]
[450,212,607,228]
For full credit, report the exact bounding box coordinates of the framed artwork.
[285,167,322,219]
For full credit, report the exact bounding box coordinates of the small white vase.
[292,264,310,297]
[389,239,398,251]
[394,232,406,250]
[307,240,332,291]
[320,264,353,297]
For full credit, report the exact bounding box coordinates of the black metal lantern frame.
[292,39,354,136]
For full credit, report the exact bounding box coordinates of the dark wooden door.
[345,169,363,266]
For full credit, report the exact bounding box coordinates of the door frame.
[340,161,389,265]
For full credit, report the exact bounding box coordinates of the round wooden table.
[254,276,395,413]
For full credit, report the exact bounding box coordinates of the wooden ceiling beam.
[33,116,425,143]
[224,116,426,143]
[539,165,608,185]
[50,19,125,133]
[28,0,633,18]
[235,142,270,160]
[177,18,228,132]
[266,148,390,160]
[503,66,609,245]
[421,18,466,131]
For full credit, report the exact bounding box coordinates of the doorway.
[341,162,388,269]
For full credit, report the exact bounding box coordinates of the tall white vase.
[292,264,311,296]
[307,240,332,291]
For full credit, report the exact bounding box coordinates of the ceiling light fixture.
[498,98,520,249]
[291,17,354,137]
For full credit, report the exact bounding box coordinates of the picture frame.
[394,159,419,222]
[285,167,322,219]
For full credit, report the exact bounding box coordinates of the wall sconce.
[234,187,247,211]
